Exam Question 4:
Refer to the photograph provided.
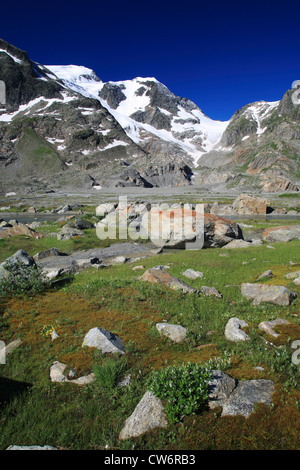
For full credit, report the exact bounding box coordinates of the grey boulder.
[82,327,125,354]
[119,391,168,440]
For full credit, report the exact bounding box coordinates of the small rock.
[68,368,76,378]
[71,374,95,385]
[51,329,60,340]
[57,225,84,241]
[119,374,132,387]
[156,323,187,343]
[50,361,68,383]
[33,247,67,261]
[225,317,250,342]
[6,445,57,450]
[2,339,22,356]
[132,265,145,271]
[110,256,128,264]
[285,270,300,280]
[182,268,204,280]
[140,266,199,294]
[58,204,72,213]
[222,240,251,249]
[201,286,222,298]
[257,270,273,280]
[250,239,263,246]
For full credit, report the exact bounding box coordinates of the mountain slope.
[47,66,229,166]
[194,89,300,192]
[0,38,299,194]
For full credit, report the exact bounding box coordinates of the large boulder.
[0,223,43,239]
[119,391,168,440]
[221,379,275,418]
[241,283,297,306]
[97,203,244,249]
[262,225,300,243]
[233,194,270,215]
[82,327,125,354]
[202,213,243,248]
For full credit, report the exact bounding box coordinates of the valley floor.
[0,200,299,451]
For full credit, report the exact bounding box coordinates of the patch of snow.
[100,140,129,151]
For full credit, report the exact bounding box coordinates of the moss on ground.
[0,227,299,450]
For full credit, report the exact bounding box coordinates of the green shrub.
[148,362,212,423]
[0,260,50,298]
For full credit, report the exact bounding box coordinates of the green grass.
[0,224,122,263]
[0,231,300,450]
[15,128,62,175]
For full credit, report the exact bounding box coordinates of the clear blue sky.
[1,0,300,120]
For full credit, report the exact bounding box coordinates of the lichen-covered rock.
[221,379,275,418]
[0,223,43,239]
[241,283,297,306]
[156,323,187,343]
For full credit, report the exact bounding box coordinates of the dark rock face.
[220,107,258,147]
[0,38,64,112]
[145,80,179,114]
[105,168,153,188]
[104,162,193,188]
[99,83,126,109]
[130,107,172,130]
[141,163,193,187]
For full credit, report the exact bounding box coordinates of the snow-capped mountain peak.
[46,65,229,165]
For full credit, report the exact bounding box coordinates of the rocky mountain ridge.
[0,38,299,194]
